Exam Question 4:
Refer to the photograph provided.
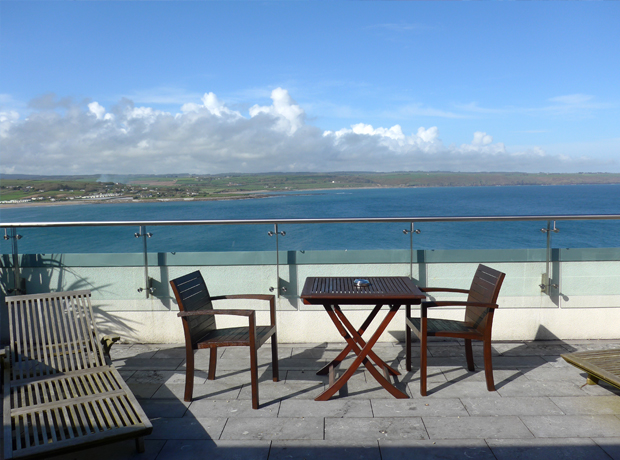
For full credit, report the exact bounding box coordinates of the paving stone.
[423,416,533,440]
[127,383,161,399]
[491,356,548,368]
[114,357,184,371]
[186,399,280,418]
[440,368,522,384]
[371,399,468,417]
[178,367,276,384]
[550,396,620,415]
[270,440,380,460]
[579,381,620,397]
[152,346,188,359]
[152,382,242,400]
[593,437,620,460]
[496,379,586,397]
[110,344,157,360]
[150,416,227,440]
[127,370,205,385]
[427,345,490,358]
[155,440,270,460]
[200,357,272,371]
[520,415,620,438]
[285,369,330,383]
[380,439,496,460]
[322,373,410,400]
[291,347,344,360]
[277,357,332,370]
[279,399,373,418]
[221,346,292,359]
[518,365,584,381]
[564,340,620,352]
[397,367,447,383]
[487,438,612,460]
[220,417,324,440]
[461,397,564,416]
[498,343,572,356]
[541,354,573,368]
[139,398,190,418]
[325,417,428,441]
[237,381,325,402]
[413,381,502,399]
[47,439,166,460]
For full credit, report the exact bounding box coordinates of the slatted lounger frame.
[2,290,152,459]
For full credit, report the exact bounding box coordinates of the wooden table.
[300,276,426,401]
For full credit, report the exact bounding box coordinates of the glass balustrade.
[2,216,620,311]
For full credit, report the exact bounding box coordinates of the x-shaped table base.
[314,303,409,401]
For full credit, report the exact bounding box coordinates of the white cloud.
[249,88,305,135]
[0,89,615,176]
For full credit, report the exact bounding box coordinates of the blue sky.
[1,1,619,175]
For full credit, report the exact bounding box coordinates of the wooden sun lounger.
[2,290,152,459]
[562,349,620,390]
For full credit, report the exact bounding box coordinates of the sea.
[2,185,620,254]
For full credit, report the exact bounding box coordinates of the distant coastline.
[4,171,620,209]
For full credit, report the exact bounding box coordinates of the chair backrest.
[465,264,506,334]
[170,271,216,346]
[5,290,107,382]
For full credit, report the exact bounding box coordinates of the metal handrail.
[3,214,620,228]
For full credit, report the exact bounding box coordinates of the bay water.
[2,185,620,254]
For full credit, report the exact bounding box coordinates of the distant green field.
[4,172,620,203]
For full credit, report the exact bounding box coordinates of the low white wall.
[94,299,620,344]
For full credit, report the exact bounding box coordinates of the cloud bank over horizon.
[0,88,613,176]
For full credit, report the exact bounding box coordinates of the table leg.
[316,304,383,375]
[315,304,409,401]
[333,306,400,376]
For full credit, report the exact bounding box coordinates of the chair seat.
[407,317,484,339]
[195,325,276,348]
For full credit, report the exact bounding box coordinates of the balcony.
[2,339,619,459]
[2,215,620,458]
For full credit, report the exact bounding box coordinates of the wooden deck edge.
[561,350,620,391]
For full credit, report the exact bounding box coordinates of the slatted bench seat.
[2,290,152,459]
[562,349,620,390]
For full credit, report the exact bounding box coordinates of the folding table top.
[300,276,425,305]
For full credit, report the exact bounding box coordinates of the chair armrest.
[210,294,277,327]
[422,300,498,309]
[420,287,470,294]
[178,310,256,317]
[211,294,274,301]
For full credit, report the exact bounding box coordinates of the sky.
[1,1,619,176]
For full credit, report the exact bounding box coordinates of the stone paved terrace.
[21,340,620,459]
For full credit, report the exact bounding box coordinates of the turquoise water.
[2,185,620,253]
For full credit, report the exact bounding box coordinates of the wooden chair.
[2,290,152,459]
[170,271,279,409]
[405,264,505,396]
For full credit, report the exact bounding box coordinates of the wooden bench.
[562,349,620,390]
[2,290,152,459]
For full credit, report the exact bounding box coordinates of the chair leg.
[135,436,145,453]
[208,348,217,380]
[405,308,412,372]
[250,343,259,409]
[184,348,195,403]
[483,340,495,391]
[271,334,279,382]
[420,329,427,396]
[465,339,475,371]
